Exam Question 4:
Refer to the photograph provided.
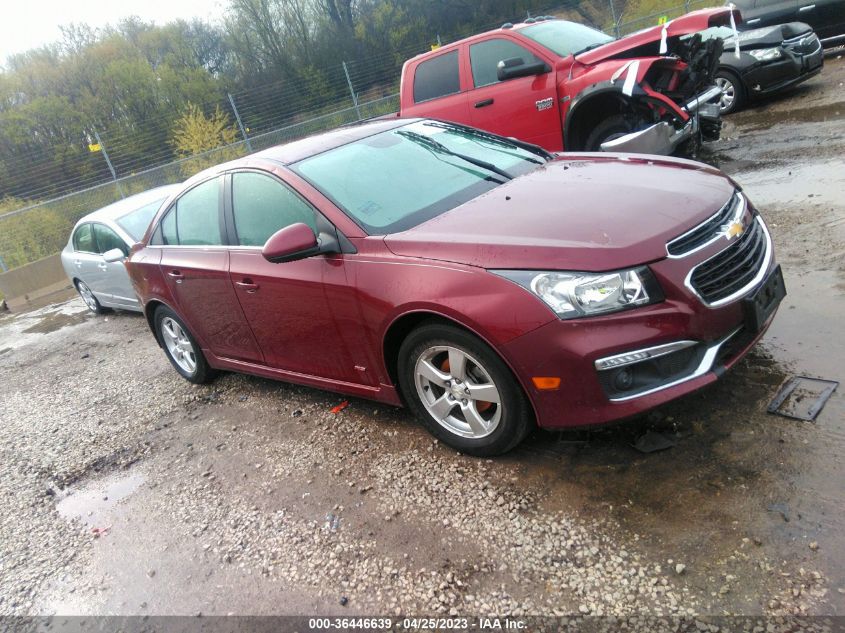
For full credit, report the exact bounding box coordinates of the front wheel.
[154,306,216,384]
[713,70,745,115]
[585,114,632,151]
[76,280,108,315]
[397,323,534,456]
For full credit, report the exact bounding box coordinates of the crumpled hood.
[384,155,736,271]
[575,7,740,65]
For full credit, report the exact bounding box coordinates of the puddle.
[0,297,91,351]
[22,309,90,334]
[56,471,145,528]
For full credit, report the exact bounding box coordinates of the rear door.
[226,170,365,384]
[401,49,472,124]
[70,223,106,297]
[743,0,801,29]
[155,176,263,363]
[466,36,561,150]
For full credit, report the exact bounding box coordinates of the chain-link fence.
[0,0,721,276]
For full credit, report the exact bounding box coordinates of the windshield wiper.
[573,41,610,56]
[423,120,553,162]
[397,130,514,181]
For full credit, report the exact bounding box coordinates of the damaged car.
[696,22,824,114]
[396,8,739,155]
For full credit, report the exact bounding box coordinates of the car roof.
[78,184,182,225]
[252,117,416,165]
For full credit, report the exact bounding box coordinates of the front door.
[91,223,136,307]
[226,171,364,384]
[157,176,263,363]
[467,37,561,150]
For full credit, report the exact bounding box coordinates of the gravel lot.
[1,55,844,621]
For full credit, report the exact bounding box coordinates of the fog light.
[614,368,634,391]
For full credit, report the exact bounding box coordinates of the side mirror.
[262,223,320,264]
[497,57,550,81]
[102,248,126,263]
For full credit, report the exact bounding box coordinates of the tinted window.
[470,39,541,87]
[93,223,127,256]
[232,172,318,246]
[413,51,460,103]
[293,120,543,234]
[159,179,221,246]
[117,198,166,242]
[73,224,95,252]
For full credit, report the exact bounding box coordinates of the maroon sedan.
[127,118,785,455]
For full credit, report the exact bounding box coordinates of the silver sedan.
[61,185,180,313]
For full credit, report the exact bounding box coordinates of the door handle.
[798,4,815,10]
[74,260,82,268]
[168,270,184,284]
[97,263,108,271]
[236,280,259,293]
[474,98,494,108]
[746,17,761,23]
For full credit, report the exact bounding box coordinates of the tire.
[154,305,216,384]
[397,323,534,456]
[714,70,745,115]
[75,279,108,315]
[585,114,632,151]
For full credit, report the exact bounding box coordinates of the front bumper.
[742,39,824,97]
[500,206,781,430]
[600,85,723,154]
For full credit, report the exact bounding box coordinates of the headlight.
[493,266,663,319]
[748,47,782,61]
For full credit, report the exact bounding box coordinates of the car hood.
[384,155,736,271]
[724,22,813,49]
[575,7,740,65]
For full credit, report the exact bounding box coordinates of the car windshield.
[292,120,544,234]
[520,21,614,57]
[117,198,167,241]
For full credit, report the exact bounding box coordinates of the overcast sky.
[1,0,224,64]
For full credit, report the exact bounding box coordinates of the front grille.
[689,218,767,304]
[667,193,741,257]
[784,33,820,55]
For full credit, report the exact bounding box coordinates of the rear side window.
[158,178,222,246]
[73,224,95,252]
[413,51,460,103]
[470,39,541,88]
[232,172,317,246]
[93,224,127,256]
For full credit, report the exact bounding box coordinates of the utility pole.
[0,253,8,273]
[342,61,362,121]
[228,93,253,152]
[93,129,124,199]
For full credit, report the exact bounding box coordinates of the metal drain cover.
[767,376,839,421]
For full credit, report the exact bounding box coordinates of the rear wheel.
[585,114,633,151]
[154,306,216,384]
[75,280,107,315]
[397,323,533,456]
[714,70,745,115]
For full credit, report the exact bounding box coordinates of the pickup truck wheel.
[585,115,632,151]
[714,70,744,115]
[398,323,534,456]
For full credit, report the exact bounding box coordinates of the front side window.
[293,120,544,234]
[519,21,613,57]
[413,51,461,103]
[470,38,541,87]
[232,172,318,246]
[92,223,127,256]
[73,223,95,252]
[158,178,221,246]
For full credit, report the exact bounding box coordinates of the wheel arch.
[564,87,635,151]
[381,310,538,420]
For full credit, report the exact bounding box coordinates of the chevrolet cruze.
[126,119,785,455]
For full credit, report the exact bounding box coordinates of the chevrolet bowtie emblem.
[722,220,745,240]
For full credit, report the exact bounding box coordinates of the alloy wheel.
[413,345,502,439]
[160,316,197,374]
[77,281,98,312]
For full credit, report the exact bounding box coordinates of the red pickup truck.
[398,9,738,155]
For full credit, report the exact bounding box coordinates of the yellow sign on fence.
[657,15,669,25]
[88,143,101,153]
